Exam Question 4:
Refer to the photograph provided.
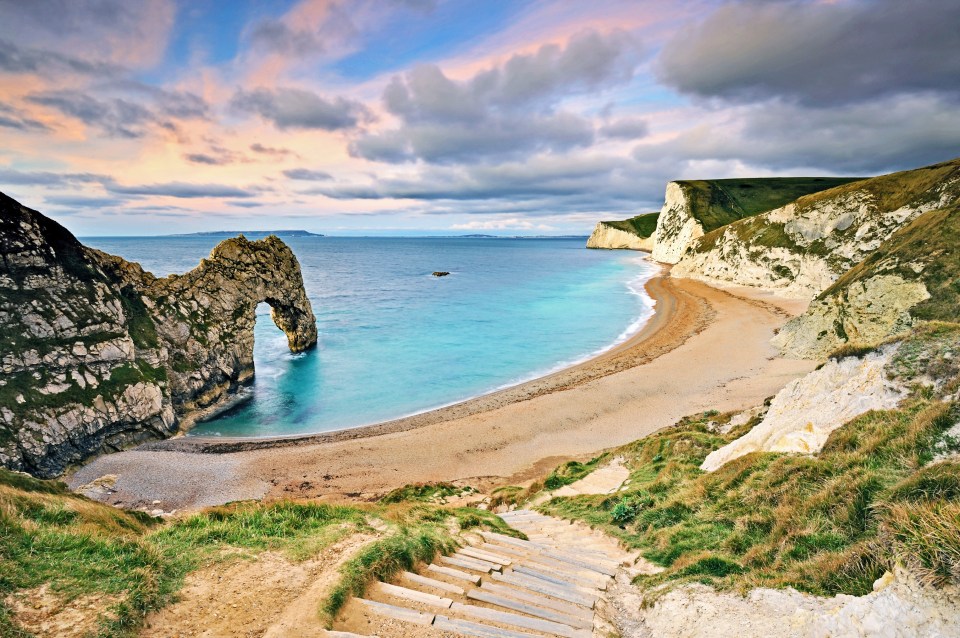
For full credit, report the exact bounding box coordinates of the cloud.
[0,0,175,68]
[250,143,299,158]
[283,168,334,181]
[451,218,554,231]
[659,0,960,107]
[247,20,327,57]
[0,38,123,76]
[231,87,370,131]
[632,94,960,176]
[105,182,257,198]
[44,195,125,208]
[0,168,108,187]
[26,85,209,138]
[599,116,648,140]
[0,102,50,131]
[350,29,640,164]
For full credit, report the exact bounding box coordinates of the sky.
[0,0,958,236]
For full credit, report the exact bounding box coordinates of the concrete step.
[523,554,612,582]
[478,531,548,552]
[428,563,482,585]
[371,582,452,609]
[450,601,591,638]
[479,582,592,622]
[325,632,378,638]
[540,550,618,575]
[401,571,465,596]
[440,555,500,574]
[466,589,592,631]
[479,542,529,559]
[512,565,603,592]
[433,615,540,638]
[459,546,512,566]
[490,572,596,608]
[355,598,434,626]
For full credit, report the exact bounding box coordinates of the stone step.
[450,602,591,638]
[401,571,465,596]
[428,563,482,585]
[513,564,606,591]
[440,555,500,574]
[459,546,512,566]
[326,632,378,638]
[355,598,434,626]
[371,582,452,609]
[466,589,592,631]
[433,615,540,638]
[490,572,595,608]
[479,582,593,622]
[479,542,529,559]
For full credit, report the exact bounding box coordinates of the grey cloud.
[185,153,229,165]
[44,195,125,208]
[0,38,123,76]
[0,102,49,131]
[26,85,208,138]
[283,169,334,181]
[105,182,256,198]
[250,143,299,158]
[0,168,109,186]
[247,20,326,57]
[354,29,638,164]
[632,94,960,175]
[599,116,649,140]
[351,112,594,164]
[659,0,960,106]
[231,87,370,131]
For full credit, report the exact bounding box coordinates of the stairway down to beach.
[338,509,635,637]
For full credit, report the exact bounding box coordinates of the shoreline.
[139,264,691,455]
[69,273,816,511]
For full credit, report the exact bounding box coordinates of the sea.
[81,236,657,438]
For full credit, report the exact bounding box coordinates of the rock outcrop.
[701,345,906,471]
[773,205,958,359]
[671,159,960,300]
[586,214,658,251]
[0,192,317,477]
[650,177,857,264]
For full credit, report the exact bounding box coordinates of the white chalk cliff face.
[700,345,906,472]
[651,182,701,264]
[586,223,654,251]
[671,174,958,299]
[773,275,930,359]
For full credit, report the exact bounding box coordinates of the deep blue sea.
[81,236,656,437]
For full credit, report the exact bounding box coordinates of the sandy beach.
[68,271,816,511]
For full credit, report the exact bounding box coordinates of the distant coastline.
[168,230,325,238]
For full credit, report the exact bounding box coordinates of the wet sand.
[68,272,816,511]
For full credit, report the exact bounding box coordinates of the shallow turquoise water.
[82,237,656,437]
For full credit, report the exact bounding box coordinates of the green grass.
[677,177,861,233]
[379,482,475,504]
[536,332,960,597]
[543,453,608,490]
[601,213,659,239]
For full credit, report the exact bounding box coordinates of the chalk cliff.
[0,192,317,477]
[586,213,658,251]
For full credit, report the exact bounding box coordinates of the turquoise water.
[82,237,656,437]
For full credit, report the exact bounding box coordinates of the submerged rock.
[0,192,317,477]
[432,271,450,277]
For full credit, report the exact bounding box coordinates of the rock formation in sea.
[0,192,317,477]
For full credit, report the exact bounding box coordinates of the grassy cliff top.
[600,212,660,238]
[676,177,863,232]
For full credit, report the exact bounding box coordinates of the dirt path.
[139,533,374,638]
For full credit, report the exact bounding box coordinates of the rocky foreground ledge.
[0,192,317,477]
